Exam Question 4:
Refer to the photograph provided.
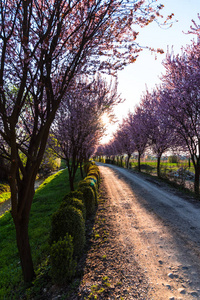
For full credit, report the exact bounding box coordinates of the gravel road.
[97,163,200,299]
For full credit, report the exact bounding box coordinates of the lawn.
[0,168,82,298]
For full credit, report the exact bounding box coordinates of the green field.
[0,168,82,298]
[129,160,195,175]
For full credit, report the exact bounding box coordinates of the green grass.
[0,191,11,203]
[0,168,82,298]
[0,183,10,203]
[129,160,195,175]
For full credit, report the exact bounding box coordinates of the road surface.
[97,163,200,299]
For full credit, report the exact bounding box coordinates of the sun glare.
[100,113,118,144]
[101,113,110,125]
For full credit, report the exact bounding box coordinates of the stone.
[178,288,186,294]
[189,291,199,297]
[168,273,174,279]
[166,284,172,290]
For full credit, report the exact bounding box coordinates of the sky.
[101,0,200,143]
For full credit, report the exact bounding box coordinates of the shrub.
[85,177,99,205]
[89,168,100,181]
[60,197,86,220]
[50,234,77,285]
[88,165,100,174]
[87,174,99,187]
[87,171,100,184]
[78,184,96,217]
[80,178,98,204]
[50,205,85,257]
[84,161,97,174]
[84,161,92,174]
[63,190,84,202]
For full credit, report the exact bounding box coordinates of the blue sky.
[115,0,200,119]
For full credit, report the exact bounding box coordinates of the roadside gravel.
[75,175,149,299]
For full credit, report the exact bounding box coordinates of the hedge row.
[49,161,100,285]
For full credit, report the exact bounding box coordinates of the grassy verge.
[0,191,11,204]
[0,183,10,204]
[0,168,82,298]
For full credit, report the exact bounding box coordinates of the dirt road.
[97,163,200,299]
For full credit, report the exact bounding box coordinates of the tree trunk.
[138,153,141,172]
[11,183,36,283]
[157,156,161,178]
[120,156,123,167]
[194,164,200,196]
[68,167,75,191]
[191,155,200,196]
[66,159,75,191]
[15,216,35,282]
[127,154,131,169]
[69,176,75,191]
[80,162,84,178]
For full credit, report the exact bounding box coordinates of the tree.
[140,88,176,177]
[50,76,120,190]
[161,23,200,193]
[95,144,106,162]
[113,118,134,168]
[0,0,167,282]
[127,106,149,172]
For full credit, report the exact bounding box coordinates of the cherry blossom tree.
[50,76,120,190]
[101,108,149,170]
[95,145,105,162]
[113,118,134,168]
[0,0,168,282]
[127,106,149,172]
[161,22,200,193]
[140,88,176,177]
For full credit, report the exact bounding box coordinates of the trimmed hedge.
[50,205,85,257]
[78,184,96,217]
[77,161,100,216]
[50,233,77,284]
[60,197,86,220]
[49,161,100,284]
[63,190,85,203]
[84,161,96,174]
[87,172,99,185]
[79,179,97,205]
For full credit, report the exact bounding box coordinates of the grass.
[129,160,195,175]
[0,182,10,203]
[0,191,11,203]
[0,168,82,299]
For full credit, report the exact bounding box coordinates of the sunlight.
[100,112,119,144]
[101,112,110,126]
